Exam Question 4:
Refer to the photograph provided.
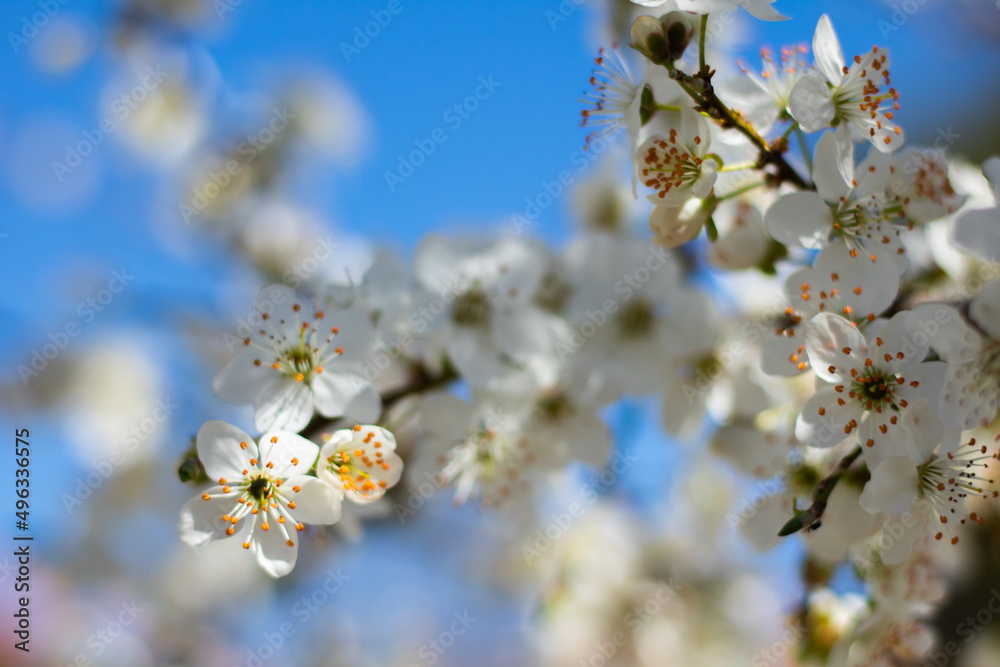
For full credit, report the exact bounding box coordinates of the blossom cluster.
[172,2,1000,664]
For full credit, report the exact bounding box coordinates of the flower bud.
[630,16,670,65]
[649,201,707,249]
[630,12,695,65]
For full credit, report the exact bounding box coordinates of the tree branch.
[778,445,862,537]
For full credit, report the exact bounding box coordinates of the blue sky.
[2,0,999,355]
[0,1,998,660]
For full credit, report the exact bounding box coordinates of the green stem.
[698,14,708,74]
[795,125,812,174]
[781,121,798,142]
[654,103,683,112]
[704,214,718,242]
[715,180,767,201]
[778,446,862,537]
[703,153,724,169]
[718,161,757,173]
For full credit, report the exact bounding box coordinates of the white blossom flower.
[636,108,719,206]
[914,281,1000,429]
[563,233,717,397]
[414,235,555,386]
[631,0,788,21]
[214,285,381,433]
[794,312,946,466]
[706,201,771,270]
[860,429,996,549]
[317,424,404,504]
[417,394,527,507]
[648,200,709,250]
[951,156,1000,261]
[761,238,899,378]
[888,149,966,225]
[765,131,908,272]
[789,15,902,168]
[581,51,685,151]
[178,421,341,577]
[732,44,811,133]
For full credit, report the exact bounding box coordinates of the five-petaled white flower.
[317,424,404,504]
[178,421,341,577]
[789,15,902,178]
[765,131,908,273]
[860,405,997,555]
[636,108,718,205]
[795,312,946,468]
[214,285,381,434]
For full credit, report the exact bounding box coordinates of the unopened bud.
[630,15,670,65]
[661,12,695,62]
[630,12,696,65]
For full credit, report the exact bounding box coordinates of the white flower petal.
[813,131,852,203]
[795,385,858,448]
[812,15,844,84]
[213,349,275,404]
[256,431,319,477]
[254,377,314,433]
[804,313,866,382]
[764,191,832,249]
[788,71,835,132]
[970,278,1000,340]
[312,372,380,422]
[283,476,343,525]
[197,421,257,481]
[859,456,919,516]
[178,492,235,547]
[252,506,298,578]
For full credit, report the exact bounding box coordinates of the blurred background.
[1,0,1000,665]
